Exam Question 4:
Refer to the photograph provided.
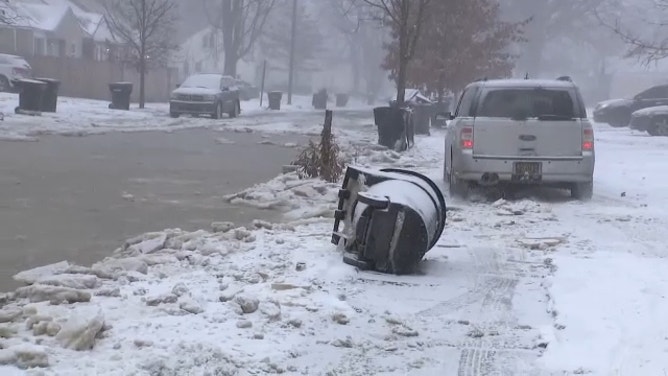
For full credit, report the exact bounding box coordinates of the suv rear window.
[477,88,576,119]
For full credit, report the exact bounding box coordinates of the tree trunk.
[396,57,407,105]
[221,0,238,77]
[223,49,238,76]
[139,58,146,109]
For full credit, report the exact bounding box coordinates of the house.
[0,0,120,61]
[177,26,257,83]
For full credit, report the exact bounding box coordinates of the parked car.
[235,79,259,101]
[444,78,595,200]
[593,83,668,127]
[629,105,668,136]
[0,53,32,92]
[169,73,241,119]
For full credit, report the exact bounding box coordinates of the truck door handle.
[519,135,536,141]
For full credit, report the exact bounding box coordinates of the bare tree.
[323,1,388,102]
[504,0,611,76]
[203,0,277,77]
[360,0,432,105]
[598,0,668,65]
[103,0,178,109]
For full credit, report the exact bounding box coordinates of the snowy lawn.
[0,107,666,375]
[0,93,374,142]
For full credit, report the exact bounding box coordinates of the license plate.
[514,162,541,175]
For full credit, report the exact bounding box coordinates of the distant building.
[0,0,122,61]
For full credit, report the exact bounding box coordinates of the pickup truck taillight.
[460,127,473,149]
[582,127,594,151]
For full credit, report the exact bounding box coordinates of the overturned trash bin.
[34,78,60,113]
[332,166,447,274]
[108,82,133,110]
[373,106,414,151]
[13,79,47,115]
[268,91,282,110]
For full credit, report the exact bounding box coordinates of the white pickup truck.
[444,78,595,200]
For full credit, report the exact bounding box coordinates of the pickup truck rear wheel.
[448,170,468,198]
[571,181,593,201]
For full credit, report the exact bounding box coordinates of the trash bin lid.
[34,78,61,84]
[16,78,46,85]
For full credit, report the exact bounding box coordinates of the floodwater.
[0,129,305,291]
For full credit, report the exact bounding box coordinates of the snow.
[0,93,373,141]
[1,97,668,374]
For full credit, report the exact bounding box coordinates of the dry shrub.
[293,115,344,183]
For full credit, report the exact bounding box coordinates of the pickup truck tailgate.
[472,118,583,158]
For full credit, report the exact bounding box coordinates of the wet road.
[0,129,305,291]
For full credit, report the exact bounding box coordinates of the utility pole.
[287,0,297,105]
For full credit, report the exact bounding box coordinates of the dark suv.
[170,74,241,119]
[593,84,668,127]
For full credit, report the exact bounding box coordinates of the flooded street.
[0,129,305,291]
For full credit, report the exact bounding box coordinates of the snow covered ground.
[0,98,667,375]
[0,93,373,142]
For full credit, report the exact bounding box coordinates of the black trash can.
[373,106,414,151]
[108,82,133,110]
[34,78,60,113]
[312,89,328,109]
[336,93,349,108]
[431,100,451,128]
[413,103,432,135]
[267,91,282,110]
[332,166,447,274]
[14,79,47,113]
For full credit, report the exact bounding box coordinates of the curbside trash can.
[108,82,133,110]
[373,106,414,151]
[431,100,451,128]
[332,166,447,274]
[336,93,349,108]
[34,78,60,113]
[413,103,432,135]
[13,79,47,114]
[312,89,328,109]
[268,91,282,110]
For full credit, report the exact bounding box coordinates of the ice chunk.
[15,285,91,304]
[13,261,71,285]
[55,310,105,351]
[37,274,98,289]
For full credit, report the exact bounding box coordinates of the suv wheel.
[648,119,668,136]
[212,102,223,119]
[609,111,631,128]
[229,101,240,118]
[0,76,9,92]
[571,181,593,201]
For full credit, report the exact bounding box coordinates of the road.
[0,129,305,291]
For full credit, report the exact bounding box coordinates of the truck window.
[477,88,576,119]
[455,86,478,117]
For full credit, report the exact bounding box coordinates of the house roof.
[7,0,116,42]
